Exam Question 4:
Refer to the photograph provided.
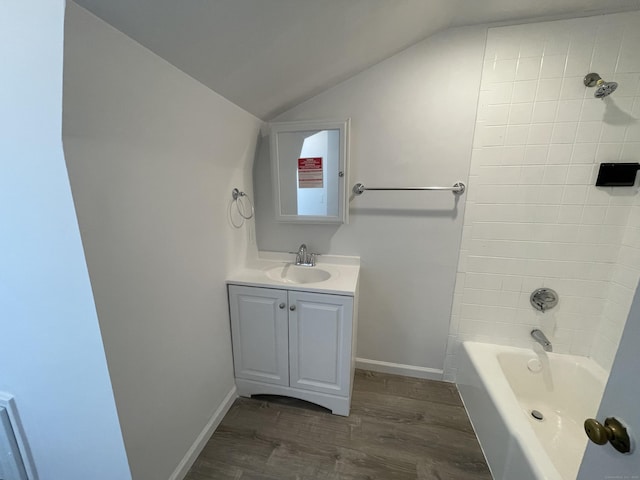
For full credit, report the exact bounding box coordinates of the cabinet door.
[288,291,353,396]
[228,285,289,386]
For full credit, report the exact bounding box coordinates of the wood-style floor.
[185,370,492,480]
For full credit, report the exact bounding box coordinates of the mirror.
[270,119,349,223]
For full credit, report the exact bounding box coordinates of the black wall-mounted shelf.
[595,163,640,187]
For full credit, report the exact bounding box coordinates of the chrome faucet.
[297,244,307,265]
[531,329,552,352]
[291,244,317,266]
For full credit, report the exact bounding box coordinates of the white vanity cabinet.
[228,284,356,416]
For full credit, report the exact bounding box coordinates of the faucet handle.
[288,249,320,266]
[288,251,302,264]
[530,288,558,312]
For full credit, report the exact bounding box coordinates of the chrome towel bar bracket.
[352,181,466,196]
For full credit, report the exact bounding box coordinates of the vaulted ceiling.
[73,0,640,120]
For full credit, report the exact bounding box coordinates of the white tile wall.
[445,12,640,381]
[593,200,640,371]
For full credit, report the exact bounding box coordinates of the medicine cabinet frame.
[270,119,350,224]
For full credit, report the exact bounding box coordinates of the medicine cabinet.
[270,119,349,224]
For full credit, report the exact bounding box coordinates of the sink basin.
[266,264,332,284]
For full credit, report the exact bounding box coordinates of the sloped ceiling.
[73,0,640,120]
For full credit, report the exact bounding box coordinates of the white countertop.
[227,251,360,296]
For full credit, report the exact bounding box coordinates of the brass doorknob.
[584,417,631,453]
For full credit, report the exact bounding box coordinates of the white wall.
[0,1,131,479]
[254,26,486,375]
[446,12,640,379]
[63,4,261,479]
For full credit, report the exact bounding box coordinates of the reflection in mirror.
[270,120,349,224]
[277,129,339,216]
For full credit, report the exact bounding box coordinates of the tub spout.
[531,329,552,352]
[531,328,553,352]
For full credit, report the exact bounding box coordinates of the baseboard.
[355,357,443,380]
[168,385,238,480]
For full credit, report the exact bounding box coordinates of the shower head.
[595,80,618,98]
[584,72,618,98]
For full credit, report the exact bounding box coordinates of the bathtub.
[456,342,607,480]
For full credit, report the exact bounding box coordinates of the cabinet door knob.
[279,303,286,309]
[289,305,296,311]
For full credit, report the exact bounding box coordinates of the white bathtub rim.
[459,341,602,480]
